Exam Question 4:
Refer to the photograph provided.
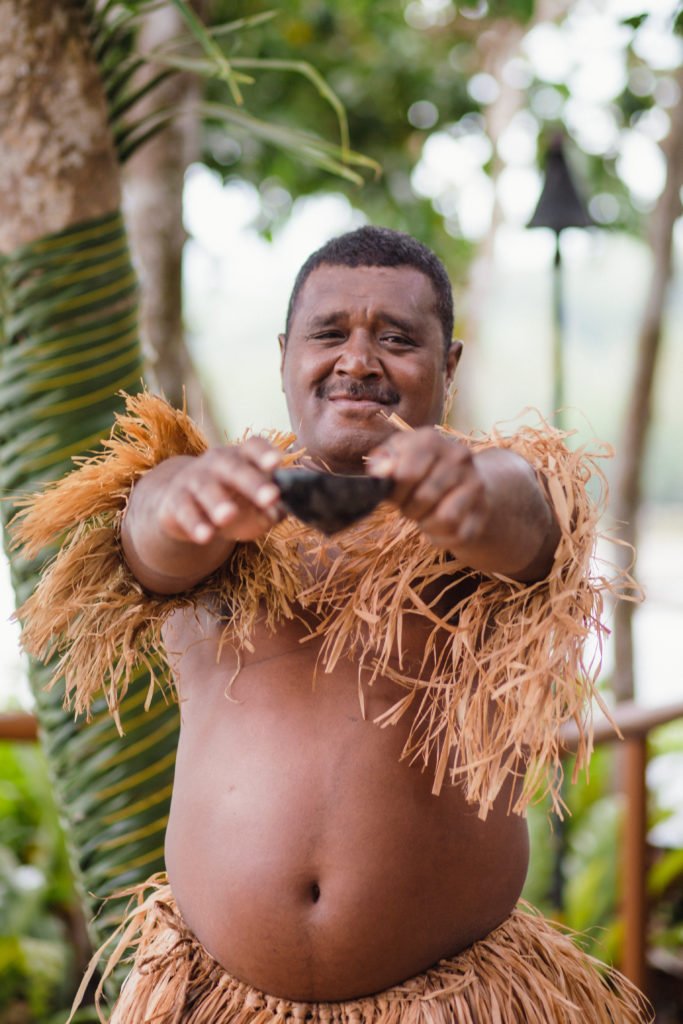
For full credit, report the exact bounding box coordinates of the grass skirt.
[78,876,653,1024]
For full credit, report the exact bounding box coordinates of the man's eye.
[312,331,345,341]
[382,334,414,347]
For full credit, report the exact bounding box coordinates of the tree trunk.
[0,0,120,252]
[123,1,219,436]
[611,68,683,702]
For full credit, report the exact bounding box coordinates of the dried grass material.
[226,420,619,818]
[10,390,296,729]
[13,393,620,816]
[74,875,652,1024]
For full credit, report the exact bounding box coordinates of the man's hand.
[366,428,487,550]
[122,438,284,593]
[366,428,560,582]
[158,438,284,546]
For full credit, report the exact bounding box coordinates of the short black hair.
[285,225,454,352]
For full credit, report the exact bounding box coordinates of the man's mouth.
[317,383,399,406]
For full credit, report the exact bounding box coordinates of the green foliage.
[0,210,174,1000]
[622,14,649,31]
[193,0,681,269]
[525,732,683,970]
[0,741,77,1021]
[88,0,378,178]
[199,0,484,276]
[563,795,622,959]
[647,720,683,958]
[524,748,623,961]
[649,718,683,759]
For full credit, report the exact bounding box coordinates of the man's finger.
[201,452,281,511]
[420,484,487,547]
[240,436,283,472]
[400,458,474,522]
[160,491,217,545]
[192,481,239,527]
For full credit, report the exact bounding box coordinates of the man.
[15,227,650,1022]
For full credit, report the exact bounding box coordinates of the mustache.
[317,380,400,404]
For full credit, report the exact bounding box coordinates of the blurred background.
[0,0,681,1020]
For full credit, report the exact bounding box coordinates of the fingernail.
[368,454,394,477]
[259,451,281,470]
[256,483,279,506]
[214,501,235,523]
[193,524,212,543]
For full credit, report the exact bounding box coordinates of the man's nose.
[334,330,381,376]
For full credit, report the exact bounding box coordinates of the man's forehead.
[292,263,438,322]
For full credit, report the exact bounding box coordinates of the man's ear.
[445,339,463,388]
[278,333,286,377]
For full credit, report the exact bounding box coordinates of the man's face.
[279,264,461,473]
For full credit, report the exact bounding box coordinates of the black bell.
[528,137,594,234]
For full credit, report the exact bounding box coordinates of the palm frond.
[0,214,177,974]
[86,0,380,179]
[164,0,250,103]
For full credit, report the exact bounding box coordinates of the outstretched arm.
[366,428,560,582]
[121,437,284,594]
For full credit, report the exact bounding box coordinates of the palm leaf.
[87,0,379,178]
[0,214,180,978]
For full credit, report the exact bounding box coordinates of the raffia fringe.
[12,391,628,816]
[73,874,652,1024]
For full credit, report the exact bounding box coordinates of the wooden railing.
[3,700,683,994]
[0,709,38,741]
[561,699,683,993]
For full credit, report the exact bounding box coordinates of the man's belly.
[164,628,530,1003]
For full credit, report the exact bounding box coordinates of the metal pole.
[552,232,564,428]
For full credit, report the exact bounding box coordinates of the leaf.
[199,101,380,185]
[621,14,648,30]
[0,210,177,993]
[88,1,379,183]
[166,0,247,103]
[648,847,683,898]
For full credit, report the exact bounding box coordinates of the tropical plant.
[647,720,683,966]
[524,723,683,977]
[0,739,77,1022]
[0,1,375,1013]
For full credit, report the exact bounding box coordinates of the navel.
[311,882,321,903]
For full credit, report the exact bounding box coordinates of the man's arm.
[366,428,560,582]
[121,438,284,594]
